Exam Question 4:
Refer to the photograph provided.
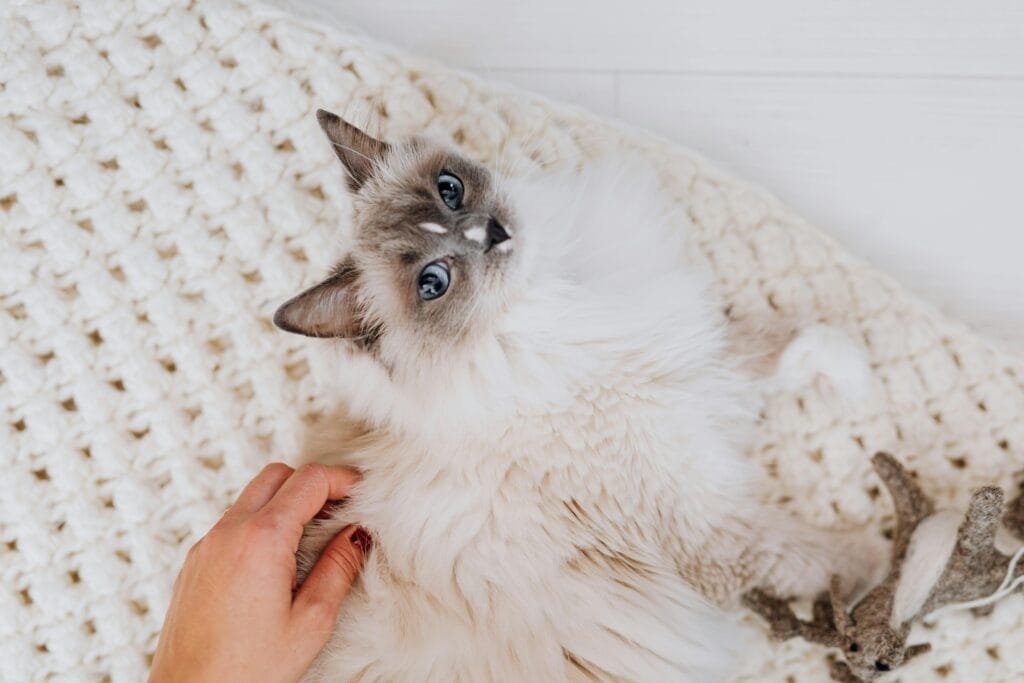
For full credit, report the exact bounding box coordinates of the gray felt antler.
[743,452,1024,682]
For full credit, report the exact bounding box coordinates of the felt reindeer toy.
[744,452,1024,682]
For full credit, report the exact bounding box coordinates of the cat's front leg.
[677,507,884,606]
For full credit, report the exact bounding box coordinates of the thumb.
[293,525,370,628]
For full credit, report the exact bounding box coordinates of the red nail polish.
[351,527,372,553]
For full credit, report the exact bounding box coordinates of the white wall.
[309,1,1024,347]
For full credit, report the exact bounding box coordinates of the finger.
[292,525,370,628]
[224,463,295,520]
[258,464,361,537]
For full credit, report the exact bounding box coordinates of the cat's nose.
[484,216,510,252]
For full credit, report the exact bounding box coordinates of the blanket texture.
[3,0,1023,680]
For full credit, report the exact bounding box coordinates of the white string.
[922,544,1024,624]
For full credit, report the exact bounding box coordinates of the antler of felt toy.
[743,452,1024,682]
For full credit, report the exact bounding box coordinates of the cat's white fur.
[296,157,883,681]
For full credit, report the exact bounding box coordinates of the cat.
[272,109,884,682]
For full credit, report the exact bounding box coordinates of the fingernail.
[351,527,372,553]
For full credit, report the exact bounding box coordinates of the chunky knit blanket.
[3,1,1023,680]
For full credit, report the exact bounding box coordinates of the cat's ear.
[316,109,389,192]
[273,260,364,338]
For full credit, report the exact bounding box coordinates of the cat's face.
[274,110,519,368]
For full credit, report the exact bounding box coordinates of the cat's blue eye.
[418,261,450,300]
[437,172,463,210]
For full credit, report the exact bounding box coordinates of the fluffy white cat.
[272,110,882,681]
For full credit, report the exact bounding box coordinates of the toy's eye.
[849,643,859,652]
[874,660,890,672]
[438,172,463,210]
[417,261,450,300]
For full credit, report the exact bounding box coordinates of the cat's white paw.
[774,324,872,406]
[836,529,892,602]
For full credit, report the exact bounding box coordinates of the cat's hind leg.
[744,509,888,602]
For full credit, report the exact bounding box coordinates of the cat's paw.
[832,530,890,602]
[774,324,872,407]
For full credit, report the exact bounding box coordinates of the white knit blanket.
[3,1,1023,680]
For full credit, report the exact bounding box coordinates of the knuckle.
[297,462,327,484]
[262,462,293,477]
[322,543,361,580]
[303,599,339,629]
[247,511,287,537]
[185,538,203,560]
[201,524,227,547]
[244,511,294,544]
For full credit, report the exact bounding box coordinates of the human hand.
[150,463,369,683]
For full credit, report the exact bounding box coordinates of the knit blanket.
[3,0,1023,680]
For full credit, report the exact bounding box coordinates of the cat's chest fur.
[360,380,685,578]
[304,326,755,682]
